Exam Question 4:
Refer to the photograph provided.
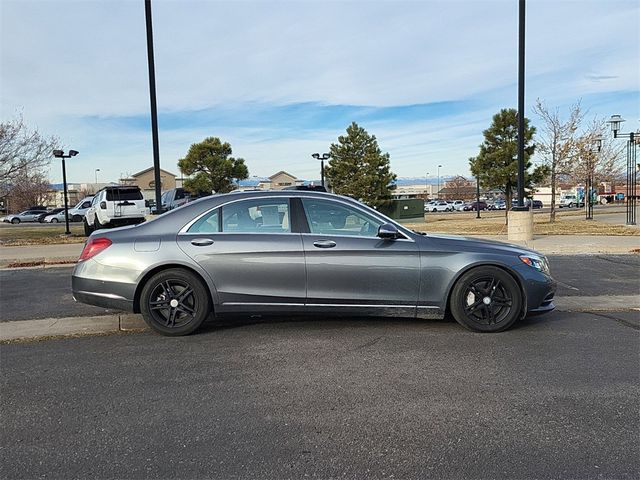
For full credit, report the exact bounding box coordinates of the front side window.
[222,198,291,234]
[301,198,382,237]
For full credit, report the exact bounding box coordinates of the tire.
[51,218,59,223]
[140,268,211,336]
[450,266,522,333]
[11,218,19,224]
[93,215,103,231]
[83,218,93,236]
[568,202,574,208]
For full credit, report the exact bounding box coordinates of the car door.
[299,197,421,315]
[177,196,306,313]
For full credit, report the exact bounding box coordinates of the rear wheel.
[93,214,104,231]
[450,266,522,333]
[140,269,211,336]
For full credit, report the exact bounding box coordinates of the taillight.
[79,237,112,262]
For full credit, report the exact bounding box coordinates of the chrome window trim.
[179,193,416,242]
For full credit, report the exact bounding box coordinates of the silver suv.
[84,186,148,235]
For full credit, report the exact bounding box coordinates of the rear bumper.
[72,275,135,312]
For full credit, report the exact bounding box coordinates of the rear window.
[105,188,143,201]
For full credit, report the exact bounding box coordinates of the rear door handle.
[191,238,214,247]
[313,240,337,249]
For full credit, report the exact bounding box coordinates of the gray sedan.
[72,191,556,336]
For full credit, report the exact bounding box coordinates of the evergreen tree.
[325,122,396,207]
[178,137,248,194]
[469,109,548,219]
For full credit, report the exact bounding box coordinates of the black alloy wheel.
[450,266,522,332]
[140,269,211,336]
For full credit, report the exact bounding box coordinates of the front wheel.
[11,218,19,224]
[140,269,211,336]
[450,266,522,333]
[51,218,59,223]
[568,202,574,208]
[83,218,93,236]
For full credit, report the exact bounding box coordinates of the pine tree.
[178,137,249,194]
[325,122,396,207]
[469,109,548,220]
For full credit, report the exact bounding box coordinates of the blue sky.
[1,0,638,184]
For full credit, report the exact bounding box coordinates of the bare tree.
[5,171,51,211]
[0,115,58,183]
[533,99,585,222]
[572,120,625,201]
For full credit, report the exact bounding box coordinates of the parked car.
[84,186,149,235]
[530,200,543,209]
[68,196,95,222]
[424,200,438,212]
[450,200,465,211]
[463,201,488,211]
[38,208,65,223]
[488,200,506,211]
[430,201,453,212]
[72,190,556,336]
[3,209,49,224]
[161,188,211,211]
[559,195,583,208]
[43,209,70,223]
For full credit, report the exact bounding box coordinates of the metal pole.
[514,0,527,210]
[476,175,481,219]
[627,135,637,225]
[145,0,163,214]
[320,159,325,188]
[62,157,70,235]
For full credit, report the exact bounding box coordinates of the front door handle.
[191,238,214,247]
[313,240,337,249]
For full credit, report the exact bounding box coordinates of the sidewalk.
[1,235,638,267]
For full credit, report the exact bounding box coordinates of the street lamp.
[607,115,638,225]
[437,164,442,199]
[52,149,79,235]
[95,168,100,185]
[585,135,602,220]
[476,174,481,219]
[425,172,430,199]
[312,153,330,189]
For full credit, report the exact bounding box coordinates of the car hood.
[424,233,542,257]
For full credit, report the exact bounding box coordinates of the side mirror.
[377,223,400,240]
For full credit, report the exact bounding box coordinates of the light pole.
[425,172,430,199]
[52,149,79,235]
[312,153,330,189]
[476,175,481,219]
[607,115,639,225]
[437,164,442,199]
[585,135,602,220]
[95,168,100,185]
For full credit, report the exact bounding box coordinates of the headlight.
[519,254,550,275]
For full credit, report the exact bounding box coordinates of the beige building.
[121,167,177,198]
[267,171,303,190]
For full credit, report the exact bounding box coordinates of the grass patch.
[404,211,640,236]
[0,224,86,246]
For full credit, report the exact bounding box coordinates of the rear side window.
[222,199,291,233]
[188,209,220,233]
[105,188,143,201]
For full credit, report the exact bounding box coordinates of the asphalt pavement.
[1,310,638,479]
[1,255,638,323]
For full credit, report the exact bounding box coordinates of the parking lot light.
[312,153,330,188]
[607,114,637,225]
[52,149,79,234]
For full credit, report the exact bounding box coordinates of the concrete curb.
[0,314,148,342]
[1,295,638,342]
